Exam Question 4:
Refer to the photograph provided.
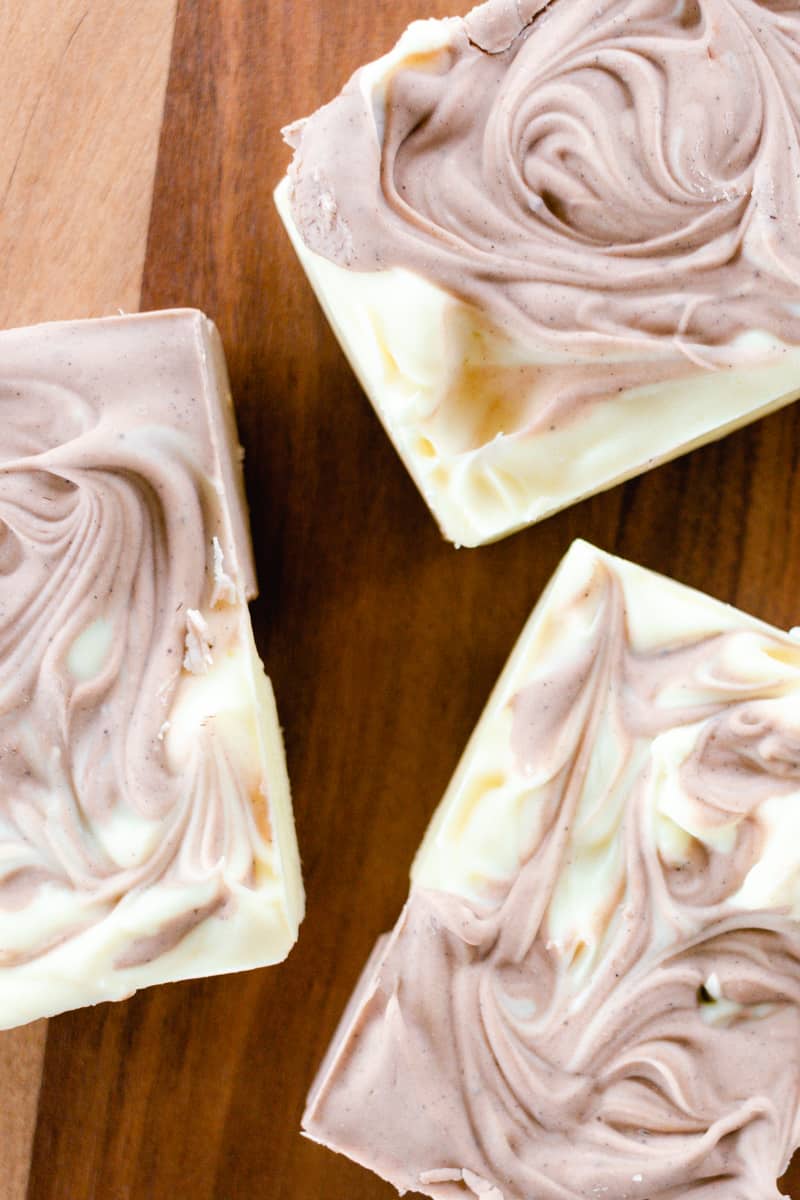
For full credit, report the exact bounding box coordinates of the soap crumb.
[419,1168,503,1198]
[183,609,213,674]
[210,536,237,608]
[704,972,722,1000]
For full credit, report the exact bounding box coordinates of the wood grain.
[0,1,178,329]
[16,0,800,1196]
[0,2,177,1196]
[0,1025,46,1200]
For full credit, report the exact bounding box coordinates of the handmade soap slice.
[0,309,303,1029]
[279,0,800,546]
[304,541,800,1199]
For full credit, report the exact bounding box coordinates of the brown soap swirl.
[0,317,269,968]
[288,0,800,353]
[304,566,800,1199]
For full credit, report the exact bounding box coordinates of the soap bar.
[304,541,800,1199]
[280,0,800,546]
[0,309,303,1029]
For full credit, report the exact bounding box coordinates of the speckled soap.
[280,0,800,546]
[0,308,303,1028]
[305,541,800,1199]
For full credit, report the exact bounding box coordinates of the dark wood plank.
[27,0,800,1196]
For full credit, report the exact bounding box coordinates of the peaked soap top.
[288,0,800,354]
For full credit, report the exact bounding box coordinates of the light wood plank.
[0,1026,47,1200]
[0,0,177,328]
[0,2,178,1195]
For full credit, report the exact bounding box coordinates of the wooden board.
[3,0,800,1196]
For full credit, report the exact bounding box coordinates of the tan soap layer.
[304,541,800,1200]
[0,309,303,1029]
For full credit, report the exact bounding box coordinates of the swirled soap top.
[304,542,800,1198]
[287,0,800,351]
[0,310,303,1029]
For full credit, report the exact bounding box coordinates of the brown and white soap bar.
[304,541,800,1199]
[280,0,800,546]
[0,309,303,1028]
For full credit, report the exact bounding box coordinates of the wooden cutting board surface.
[2,1,800,1197]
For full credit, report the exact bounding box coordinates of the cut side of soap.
[279,173,800,547]
[278,1,800,547]
[0,309,303,1029]
[303,541,800,1199]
